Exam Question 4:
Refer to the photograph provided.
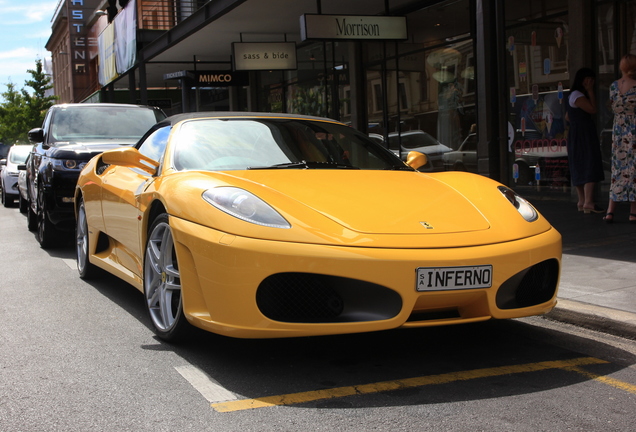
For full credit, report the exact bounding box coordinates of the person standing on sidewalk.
[605,54,636,223]
[566,68,605,214]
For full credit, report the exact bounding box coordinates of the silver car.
[390,131,451,171]
[370,130,452,172]
[0,145,32,207]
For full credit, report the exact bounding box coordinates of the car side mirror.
[0,159,6,167]
[100,147,159,175]
[17,164,27,170]
[28,128,44,143]
[405,151,427,170]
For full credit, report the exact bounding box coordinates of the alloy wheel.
[144,216,182,335]
[76,200,96,279]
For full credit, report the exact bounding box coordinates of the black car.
[26,103,166,248]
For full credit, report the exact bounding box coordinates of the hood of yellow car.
[232,170,490,235]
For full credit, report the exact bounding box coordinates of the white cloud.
[0,47,39,61]
[28,28,53,40]
[0,1,58,25]
[0,47,44,88]
[0,61,37,87]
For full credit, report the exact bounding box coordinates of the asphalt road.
[1,204,635,432]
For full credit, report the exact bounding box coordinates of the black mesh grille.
[257,273,343,323]
[496,258,559,309]
[515,259,559,307]
[256,272,402,323]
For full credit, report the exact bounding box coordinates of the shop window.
[597,2,636,174]
[372,81,383,113]
[398,81,409,111]
[363,0,475,169]
[462,53,475,96]
[505,5,570,192]
[342,87,351,116]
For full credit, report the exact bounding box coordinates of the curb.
[545,299,636,340]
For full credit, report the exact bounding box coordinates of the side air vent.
[496,259,559,309]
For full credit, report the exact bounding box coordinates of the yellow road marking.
[563,366,636,394]
[212,357,609,412]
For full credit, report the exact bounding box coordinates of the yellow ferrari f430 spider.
[74,112,561,341]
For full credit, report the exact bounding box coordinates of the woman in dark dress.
[566,68,605,213]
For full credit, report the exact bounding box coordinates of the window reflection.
[363,0,475,173]
[505,3,570,191]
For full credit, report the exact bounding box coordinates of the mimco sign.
[300,14,407,41]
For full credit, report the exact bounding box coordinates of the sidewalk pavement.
[530,198,636,339]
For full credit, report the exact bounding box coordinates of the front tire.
[76,198,98,279]
[27,198,37,231]
[36,188,60,248]
[144,214,190,341]
[19,193,27,213]
[1,185,10,208]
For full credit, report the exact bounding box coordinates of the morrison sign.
[300,14,408,41]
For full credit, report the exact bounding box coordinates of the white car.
[387,131,452,171]
[0,145,32,207]
[443,133,477,171]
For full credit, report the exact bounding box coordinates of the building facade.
[46,0,636,201]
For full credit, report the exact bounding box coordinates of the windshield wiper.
[249,161,360,170]
[248,162,309,170]
[384,164,414,171]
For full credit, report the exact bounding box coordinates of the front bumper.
[42,172,79,228]
[3,175,19,197]
[170,216,562,338]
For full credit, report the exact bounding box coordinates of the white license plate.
[416,265,493,291]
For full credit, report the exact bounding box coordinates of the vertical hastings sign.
[300,14,408,41]
[67,0,91,75]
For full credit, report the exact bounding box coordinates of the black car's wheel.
[144,214,190,341]
[36,188,59,248]
[76,199,98,279]
[1,184,10,208]
[26,198,37,231]
[18,193,27,213]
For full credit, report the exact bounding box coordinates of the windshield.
[8,146,31,164]
[172,118,411,171]
[51,106,163,141]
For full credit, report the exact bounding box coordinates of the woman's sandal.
[603,213,614,223]
[583,205,605,214]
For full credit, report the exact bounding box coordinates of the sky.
[0,0,58,98]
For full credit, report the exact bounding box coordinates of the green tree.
[0,82,28,145]
[0,59,57,145]
[22,59,57,131]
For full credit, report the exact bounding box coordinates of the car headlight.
[202,187,291,229]
[51,159,87,171]
[498,186,538,222]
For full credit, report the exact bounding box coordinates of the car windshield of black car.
[52,106,161,141]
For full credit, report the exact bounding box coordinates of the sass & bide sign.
[300,14,408,41]
[232,42,297,71]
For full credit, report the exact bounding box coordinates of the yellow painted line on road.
[564,366,636,394]
[211,357,608,413]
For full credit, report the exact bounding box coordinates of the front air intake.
[496,259,559,309]
[256,273,402,323]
